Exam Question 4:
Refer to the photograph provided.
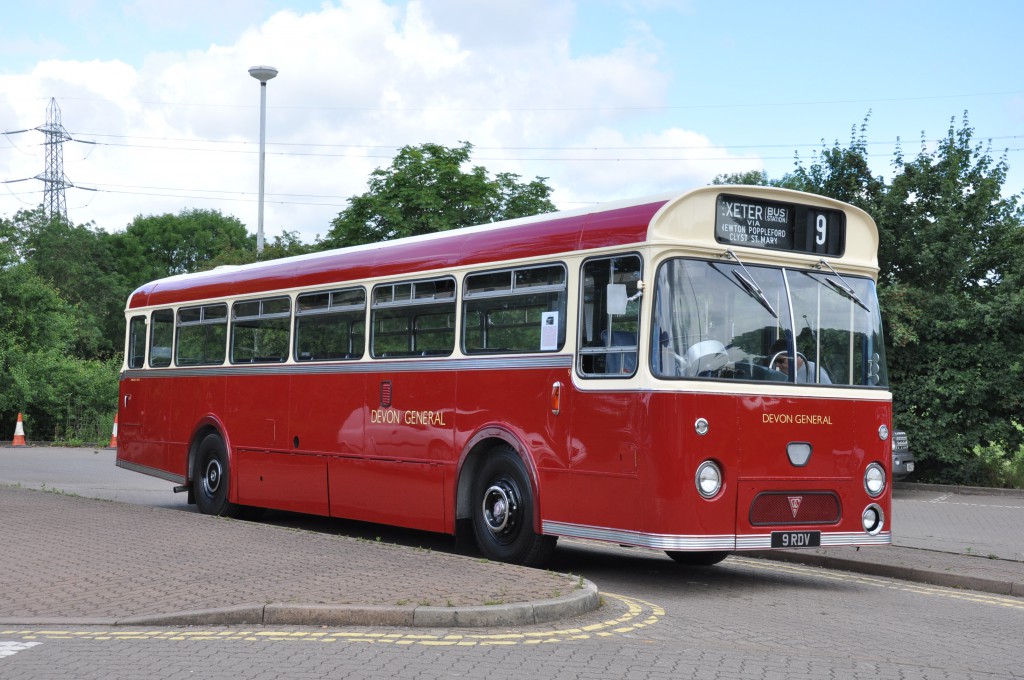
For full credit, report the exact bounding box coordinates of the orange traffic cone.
[12,413,26,446]
[109,414,118,448]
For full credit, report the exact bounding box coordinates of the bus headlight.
[695,460,722,499]
[862,504,884,535]
[864,463,886,497]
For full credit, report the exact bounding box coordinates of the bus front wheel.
[193,433,242,518]
[471,445,555,567]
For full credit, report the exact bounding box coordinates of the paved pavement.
[1,457,1022,627]
[0,484,597,628]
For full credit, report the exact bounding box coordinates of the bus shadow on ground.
[252,508,846,597]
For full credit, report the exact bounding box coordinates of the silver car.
[892,429,916,481]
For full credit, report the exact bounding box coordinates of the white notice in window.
[540,312,559,351]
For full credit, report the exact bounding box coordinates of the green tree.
[325,142,556,247]
[0,259,77,355]
[763,114,1024,485]
[122,208,250,277]
[202,230,319,270]
[0,213,22,267]
[13,209,132,359]
[0,254,117,444]
[780,117,887,214]
[878,117,1021,292]
[872,117,1024,483]
[1,206,257,442]
[711,169,775,186]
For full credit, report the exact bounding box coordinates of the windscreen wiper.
[815,259,869,312]
[723,249,778,319]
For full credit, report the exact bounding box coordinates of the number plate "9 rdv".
[770,531,821,548]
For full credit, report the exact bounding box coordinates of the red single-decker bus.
[118,185,892,567]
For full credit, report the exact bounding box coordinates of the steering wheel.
[685,340,729,376]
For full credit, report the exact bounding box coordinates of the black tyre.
[665,550,730,566]
[193,433,242,518]
[471,445,556,567]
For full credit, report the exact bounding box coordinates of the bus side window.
[175,303,228,366]
[371,277,456,358]
[462,263,567,354]
[294,288,366,361]
[577,254,642,377]
[231,296,291,364]
[149,309,174,368]
[127,315,147,369]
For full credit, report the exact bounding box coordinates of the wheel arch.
[187,415,232,493]
[455,425,542,532]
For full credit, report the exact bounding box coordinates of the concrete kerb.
[0,582,601,629]
[895,481,1024,498]
[750,550,1024,598]
[413,581,599,627]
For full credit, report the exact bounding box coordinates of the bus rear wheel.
[665,550,730,566]
[193,433,242,518]
[471,445,555,567]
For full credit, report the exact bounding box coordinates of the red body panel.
[237,449,329,515]
[639,392,891,541]
[119,365,567,534]
[119,364,891,544]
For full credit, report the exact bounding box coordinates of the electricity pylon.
[34,97,73,223]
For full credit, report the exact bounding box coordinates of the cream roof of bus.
[647,186,880,276]
[649,185,880,277]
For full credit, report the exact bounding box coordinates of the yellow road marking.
[0,593,663,647]
[11,560,1011,648]
[729,556,1024,610]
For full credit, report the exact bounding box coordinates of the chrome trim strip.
[116,458,187,485]
[544,520,892,551]
[543,521,736,550]
[122,354,574,380]
[821,530,892,546]
[735,531,892,549]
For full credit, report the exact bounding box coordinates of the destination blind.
[714,194,846,256]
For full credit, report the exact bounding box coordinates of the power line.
[5,143,1024,212]
[57,132,1024,155]
[9,120,1021,163]
[5,104,1023,216]
[39,88,1024,112]
[18,131,1010,166]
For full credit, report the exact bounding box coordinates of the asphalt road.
[2,446,1023,679]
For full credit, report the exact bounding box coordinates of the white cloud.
[0,0,753,241]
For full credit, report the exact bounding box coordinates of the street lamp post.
[248,65,278,256]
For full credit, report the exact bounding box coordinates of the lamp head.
[248,65,279,83]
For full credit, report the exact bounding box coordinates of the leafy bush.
[971,422,1024,489]
[3,348,119,446]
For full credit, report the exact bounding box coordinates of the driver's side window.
[577,254,642,378]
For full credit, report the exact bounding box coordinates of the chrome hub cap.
[482,481,518,536]
[204,459,223,495]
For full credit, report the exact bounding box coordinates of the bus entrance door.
[565,390,641,529]
[117,376,146,465]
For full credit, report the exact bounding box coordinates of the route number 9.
[815,214,827,246]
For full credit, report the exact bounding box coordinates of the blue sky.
[2,0,1021,241]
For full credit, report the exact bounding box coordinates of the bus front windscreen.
[650,258,887,387]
